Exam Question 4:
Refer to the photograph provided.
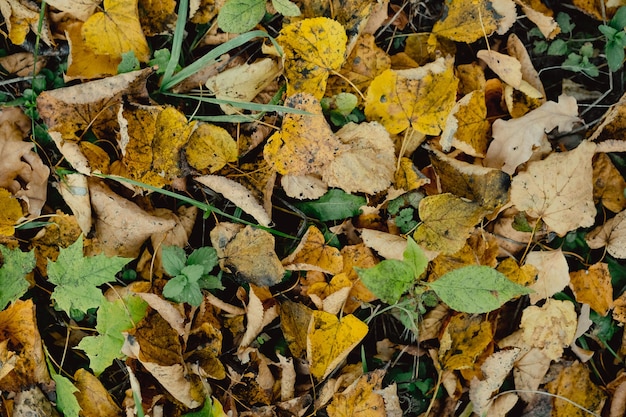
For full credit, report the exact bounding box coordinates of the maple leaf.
[48,236,133,315]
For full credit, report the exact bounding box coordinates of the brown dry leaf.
[364,57,458,135]
[205,58,281,114]
[323,122,395,194]
[429,148,510,212]
[507,33,546,100]
[510,140,597,236]
[593,153,626,212]
[484,95,581,174]
[264,93,342,176]
[307,310,368,380]
[359,229,407,261]
[46,0,100,21]
[524,249,569,304]
[326,369,387,417]
[404,33,456,66]
[570,263,613,316]
[74,368,122,417]
[82,0,150,62]
[0,300,51,392]
[545,361,607,416]
[89,179,176,258]
[521,299,577,360]
[37,68,152,143]
[0,188,23,236]
[469,348,521,416]
[439,313,493,371]
[613,291,626,324]
[0,52,46,77]
[282,225,343,274]
[138,0,177,35]
[280,300,313,358]
[457,62,487,95]
[413,193,486,255]
[210,223,285,287]
[516,0,560,39]
[432,0,516,42]
[586,209,626,259]
[440,90,490,157]
[278,17,347,99]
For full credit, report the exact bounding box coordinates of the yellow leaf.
[593,153,626,212]
[439,313,492,371]
[307,311,368,380]
[138,0,177,36]
[65,22,120,79]
[185,124,237,173]
[364,57,458,135]
[326,369,387,417]
[0,188,22,236]
[521,299,577,360]
[569,263,613,316]
[82,0,150,62]
[413,193,485,255]
[432,0,516,42]
[394,157,430,191]
[263,93,342,176]
[496,258,537,287]
[279,17,347,99]
[0,0,46,46]
[524,249,569,304]
[280,300,313,358]
[282,225,344,275]
[510,140,596,236]
[73,368,122,416]
[440,90,490,157]
[545,361,607,417]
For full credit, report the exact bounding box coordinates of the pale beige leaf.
[281,174,328,200]
[517,0,560,39]
[359,229,407,261]
[513,347,552,403]
[239,286,279,349]
[510,140,596,236]
[46,0,99,21]
[485,95,580,174]
[586,209,626,259]
[57,173,91,235]
[521,299,577,360]
[524,249,569,304]
[477,50,522,88]
[469,348,521,416]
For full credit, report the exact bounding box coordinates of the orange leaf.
[570,263,613,316]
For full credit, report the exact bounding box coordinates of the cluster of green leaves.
[532,7,626,76]
[387,191,423,234]
[218,0,301,33]
[321,93,365,127]
[162,245,224,306]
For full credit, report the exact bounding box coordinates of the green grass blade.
[162,0,188,86]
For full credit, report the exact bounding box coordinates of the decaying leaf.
[440,90,490,157]
[326,369,388,417]
[520,299,577,360]
[73,368,122,416]
[477,50,523,88]
[593,153,626,212]
[439,313,493,370]
[239,285,279,349]
[469,348,521,416]
[510,140,596,236]
[586,209,626,259]
[282,225,343,274]
[432,0,516,42]
[185,123,238,173]
[570,263,613,316]
[0,188,23,236]
[280,300,313,358]
[545,361,607,416]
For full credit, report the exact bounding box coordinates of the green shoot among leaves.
[295,189,366,222]
[0,245,35,310]
[162,246,223,306]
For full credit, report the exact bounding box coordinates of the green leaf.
[182,396,226,417]
[217,0,266,33]
[579,42,595,58]
[428,265,532,313]
[163,264,206,306]
[272,0,301,17]
[600,24,619,39]
[610,6,626,30]
[53,374,81,417]
[149,49,178,75]
[295,189,366,221]
[48,236,133,315]
[394,207,418,234]
[547,38,568,56]
[357,260,415,305]
[117,51,140,74]
[606,41,625,71]
[77,295,148,375]
[187,246,218,275]
[403,237,428,278]
[556,12,575,34]
[0,246,35,310]
[162,245,187,277]
[533,40,548,54]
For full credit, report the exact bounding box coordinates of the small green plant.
[321,93,366,127]
[161,245,224,306]
[599,6,626,72]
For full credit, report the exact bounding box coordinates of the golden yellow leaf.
[432,0,516,42]
[521,299,577,360]
[430,231,499,278]
[138,0,177,36]
[440,90,490,157]
[593,153,626,212]
[185,124,237,173]
[263,93,342,176]
[79,141,110,174]
[613,291,626,324]
[570,263,613,316]
[496,257,537,287]
[326,369,387,417]
[510,140,596,236]
[413,193,486,255]
[282,225,344,275]
[439,313,492,371]
[279,17,347,99]
[82,0,150,62]
[586,209,626,259]
[0,188,23,236]
[394,157,430,191]
[190,0,225,23]
[364,57,458,135]
[524,249,569,304]
[307,311,368,380]
[73,368,122,416]
[280,300,313,358]
[545,361,607,417]
[0,0,50,46]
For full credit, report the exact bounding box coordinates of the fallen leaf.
[593,153,626,212]
[326,369,387,417]
[138,0,177,35]
[281,174,328,200]
[82,0,150,61]
[439,313,492,370]
[282,225,343,274]
[185,123,238,172]
[510,140,596,236]
[65,21,120,79]
[432,0,516,42]
[0,188,23,236]
[413,193,486,255]
[469,348,521,416]
[278,17,347,99]
[496,257,537,288]
[307,311,368,380]
[524,249,569,304]
[0,0,52,46]
[477,50,523,88]
[73,368,123,417]
[545,361,607,416]
[586,209,626,259]
[484,95,581,174]
[440,90,490,157]
[0,52,46,77]
[364,57,458,135]
[264,93,342,176]
[239,285,279,349]
[517,0,560,39]
[570,263,613,316]
[521,298,577,360]
[280,300,313,358]
[210,223,285,286]
[46,0,100,21]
